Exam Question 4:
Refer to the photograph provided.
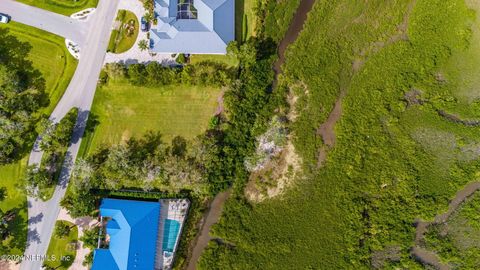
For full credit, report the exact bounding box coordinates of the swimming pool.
[162,219,181,252]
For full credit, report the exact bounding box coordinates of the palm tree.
[138,40,149,51]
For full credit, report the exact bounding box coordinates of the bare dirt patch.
[245,141,301,202]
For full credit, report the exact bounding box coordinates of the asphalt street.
[0,0,120,269]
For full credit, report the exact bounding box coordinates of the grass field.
[0,158,28,255]
[107,10,139,54]
[0,22,78,115]
[200,0,480,269]
[80,79,221,156]
[0,22,77,254]
[16,0,98,16]
[189,54,239,67]
[44,221,78,269]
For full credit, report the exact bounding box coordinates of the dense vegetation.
[62,131,219,216]
[423,191,480,269]
[199,0,480,269]
[22,108,78,200]
[0,28,47,164]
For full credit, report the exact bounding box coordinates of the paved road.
[0,0,120,269]
[1,0,88,44]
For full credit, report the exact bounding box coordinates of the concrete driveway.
[0,0,88,44]
[0,0,120,269]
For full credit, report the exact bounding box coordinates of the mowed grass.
[190,54,239,67]
[0,21,78,115]
[81,79,221,155]
[44,221,78,269]
[16,0,98,16]
[0,158,28,255]
[0,22,77,254]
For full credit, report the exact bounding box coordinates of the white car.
[0,14,10,24]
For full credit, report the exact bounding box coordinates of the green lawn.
[0,158,28,255]
[0,22,78,115]
[107,10,139,54]
[190,54,239,67]
[16,0,98,16]
[80,79,221,156]
[0,22,77,254]
[44,221,78,269]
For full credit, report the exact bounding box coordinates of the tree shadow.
[235,0,246,43]
[27,213,44,225]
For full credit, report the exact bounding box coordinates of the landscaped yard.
[107,10,139,54]
[0,22,78,254]
[80,79,221,156]
[44,220,78,270]
[16,0,98,16]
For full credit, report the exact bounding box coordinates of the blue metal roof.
[92,199,160,270]
[150,0,234,54]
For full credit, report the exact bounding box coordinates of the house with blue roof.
[150,0,235,54]
[91,199,160,270]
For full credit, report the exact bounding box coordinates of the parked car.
[0,14,10,24]
[141,17,149,32]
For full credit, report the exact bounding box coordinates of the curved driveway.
[0,0,120,269]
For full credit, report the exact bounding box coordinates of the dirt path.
[412,181,480,269]
[186,191,231,270]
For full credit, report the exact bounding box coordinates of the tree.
[138,39,149,51]
[128,64,147,85]
[21,165,51,198]
[0,28,47,164]
[104,63,126,80]
[176,53,187,64]
[0,187,6,201]
[143,12,153,22]
[80,227,100,249]
[54,222,71,238]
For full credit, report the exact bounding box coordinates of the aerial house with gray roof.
[150,0,235,54]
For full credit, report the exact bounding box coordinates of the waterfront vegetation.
[198,0,480,269]
[16,0,99,16]
[424,191,480,268]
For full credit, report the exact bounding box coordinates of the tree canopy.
[0,28,47,164]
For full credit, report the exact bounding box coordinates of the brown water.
[273,0,316,77]
[412,181,480,269]
[186,191,231,270]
